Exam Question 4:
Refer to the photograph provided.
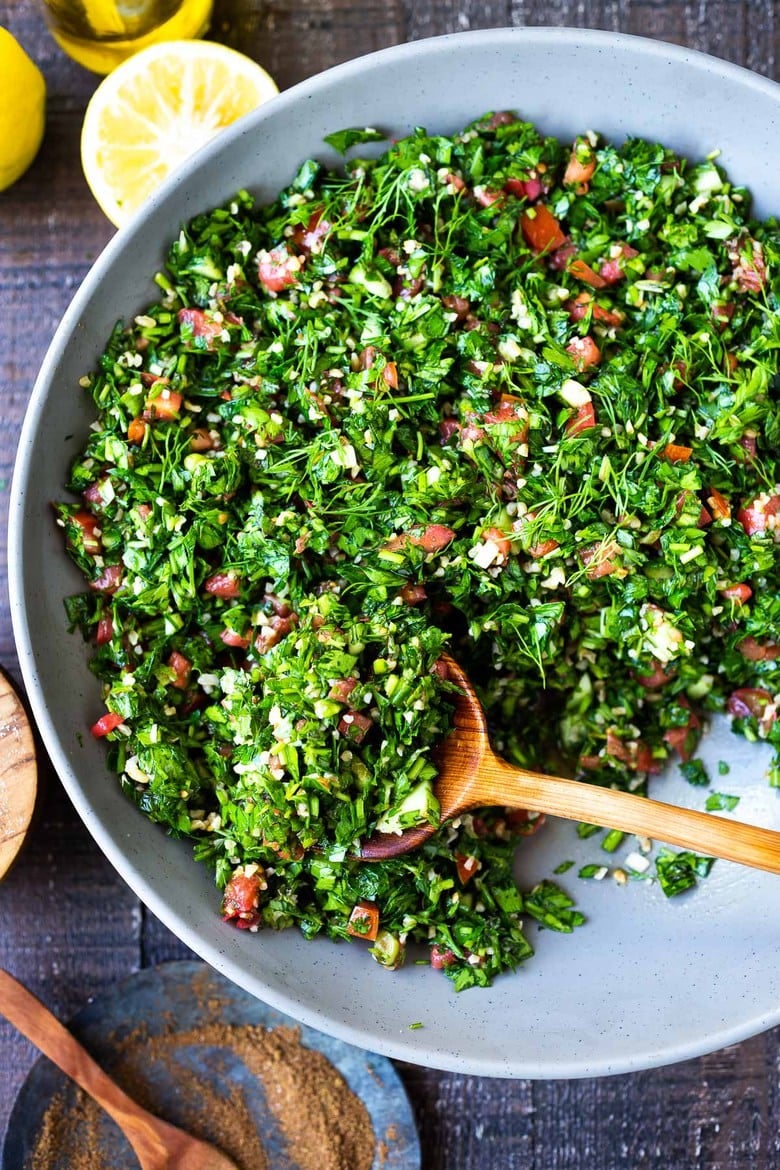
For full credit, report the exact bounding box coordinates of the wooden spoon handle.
[0,968,175,1168]
[480,756,780,874]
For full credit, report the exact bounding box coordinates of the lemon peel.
[0,28,46,192]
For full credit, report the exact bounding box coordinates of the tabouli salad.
[58,111,780,989]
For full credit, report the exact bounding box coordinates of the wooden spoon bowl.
[360,654,780,873]
[0,670,37,881]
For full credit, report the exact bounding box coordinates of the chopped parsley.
[679,758,710,786]
[58,110,780,987]
[705,791,741,811]
[553,859,575,874]
[655,849,716,897]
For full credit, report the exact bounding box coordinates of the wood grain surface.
[1,2,780,1168]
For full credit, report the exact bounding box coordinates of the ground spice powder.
[28,1020,376,1170]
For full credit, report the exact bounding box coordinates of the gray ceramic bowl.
[10,28,780,1078]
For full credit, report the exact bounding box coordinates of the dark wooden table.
[1,2,780,1166]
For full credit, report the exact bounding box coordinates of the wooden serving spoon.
[360,654,780,872]
[0,670,37,881]
[0,968,240,1170]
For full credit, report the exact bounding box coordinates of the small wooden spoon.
[0,670,37,881]
[0,968,240,1170]
[360,654,780,872]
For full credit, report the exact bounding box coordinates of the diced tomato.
[444,172,467,192]
[513,511,559,558]
[90,564,122,594]
[565,291,623,327]
[222,870,263,924]
[220,628,252,649]
[292,207,331,254]
[564,143,597,188]
[482,394,530,443]
[481,527,512,559]
[204,572,241,599]
[568,258,606,289]
[71,510,102,555]
[698,505,712,527]
[566,401,597,436]
[83,481,107,508]
[712,301,735,329]
[455,853,481,885]
[548,245,578,278]
[707,487,731,521]
[178,307,225,348]
[474,186,504,208]
[167,650,192,690]
[737,493,780,536]
[504,808,546,835]
[663,705,702,762]
[719,583,752,604]
[505,176,543,201]
[483,110,517,129]
[127,417,148,444]
[399,583,427,605]
[430,945,457,969]
[566,335,601,371]
[143,390,182,421]
[727,235,767,293]
[520,205,567,253]
[190,427,216,452]
[263,593,292,618]
[632,743,657,773]
[384,524,456,554]
[662,443,693,463]
[257,244,300,292]
[382,361,399,390]
[254,614,296,655]
[606,730,655,771]
[528,538,560,558]
[737,636,780,662]
[441,294,470,318]
[636,660,675,689]
[90,711,124,738]
[347,899,380,940]
[599,243,638,285]
[580,540,621,578]
[415,524,456,553]
[599,260,627,285]
[338,711,373,744]
[328,677,358,703]
[727,688,776,722]
[96,617,114,645]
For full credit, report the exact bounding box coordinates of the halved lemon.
[80,39,278,227]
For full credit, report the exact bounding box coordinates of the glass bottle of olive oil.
[41,0,213,72]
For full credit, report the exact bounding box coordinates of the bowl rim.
[9,25,780,1079]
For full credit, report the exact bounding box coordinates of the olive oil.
[41,0,213,72]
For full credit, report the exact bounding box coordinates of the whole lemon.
[0,28,46,192]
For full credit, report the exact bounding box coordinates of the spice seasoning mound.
[28,1021,375,1170]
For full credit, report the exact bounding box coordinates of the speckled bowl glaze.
[10,28,780,1078]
